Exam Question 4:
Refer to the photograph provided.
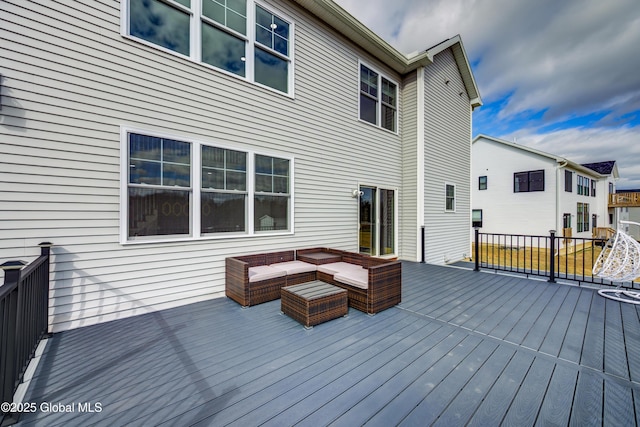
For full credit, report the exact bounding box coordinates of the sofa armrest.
[366,261,402,313]
[226,257,250,306]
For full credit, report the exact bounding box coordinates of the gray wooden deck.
[14,262,640,426]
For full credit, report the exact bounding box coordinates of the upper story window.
[479,176,487,190]
[514,170,544,193]
[359,63,398,133]
[591,180,596,197]
[126,0,293,95]
[564,170,572,192]
[445,184,456,211]
[577,175,591,196]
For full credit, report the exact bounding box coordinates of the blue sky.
[334,0,640,188]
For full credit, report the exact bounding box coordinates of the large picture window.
[123,130,292,242]
[514,170,544,193]
[125,0,293,95]
[359,63,398,132]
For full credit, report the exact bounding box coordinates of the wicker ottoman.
[281,281,348,329]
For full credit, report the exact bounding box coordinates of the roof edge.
[291,0,481,106]
[473,134,605,178]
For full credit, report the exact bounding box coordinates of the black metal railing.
[1,243,52,423]
[473,229,637,289]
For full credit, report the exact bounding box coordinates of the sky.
[334,0,640,189]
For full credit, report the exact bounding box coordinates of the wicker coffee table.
[281,281,348,329]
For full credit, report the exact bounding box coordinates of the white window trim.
[357,60,399,135]
[120,126,294,244]
[120,0,295,98]
[445,183,456,212]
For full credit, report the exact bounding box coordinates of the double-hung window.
[123,130,292,242]
[445,184,456,211]
[126,0,293,95]
[201,146,247,234]
[577,175,594,196]
[359,63,398,132]
[479,176,487,190]
[254,155,290,231]
[577,202,590,232]
[128,134,192,239]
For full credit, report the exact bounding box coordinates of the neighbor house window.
[359,63,398,132]
[565,170,572,192]
[254,155,290,231]
[577,175,592,196]
[445,184,455,211]
[577,202,590,232]
[514,170,544,192]
[123,130,292,241]
[479,176,487,190]
[591,180,596,197]
[126,0,293,95]
[128,133,192,238]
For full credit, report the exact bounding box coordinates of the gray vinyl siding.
[400,72,419,261]
[0,0,404,331]
[423,48,472,264]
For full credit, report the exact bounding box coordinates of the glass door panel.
[359,186,376,255]
[379,189,395,255]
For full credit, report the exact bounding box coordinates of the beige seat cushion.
[248,265,287,283]
[334,268,369,289]
[269,260,317,275]
[317,262,364,275]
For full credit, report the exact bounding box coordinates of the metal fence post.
[474,227,480,271]
[0,260,26,412]
[548,230,556,283]
[38,242,53,338]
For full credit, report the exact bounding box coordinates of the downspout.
[417,66,425,262]
[556,160,568,234]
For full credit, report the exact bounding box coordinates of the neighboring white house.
[472,135,619,241]
[1,0,482,332]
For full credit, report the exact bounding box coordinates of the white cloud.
[334,0,640,185]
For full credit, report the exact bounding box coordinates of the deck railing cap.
[1,260,28,270]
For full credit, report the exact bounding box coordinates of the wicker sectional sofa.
[225,247,401,314]
[297,248,402,314]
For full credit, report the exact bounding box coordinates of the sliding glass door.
[359,185,396,256]
[359,186,376,255]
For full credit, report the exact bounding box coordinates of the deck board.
[12,262,640,427]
